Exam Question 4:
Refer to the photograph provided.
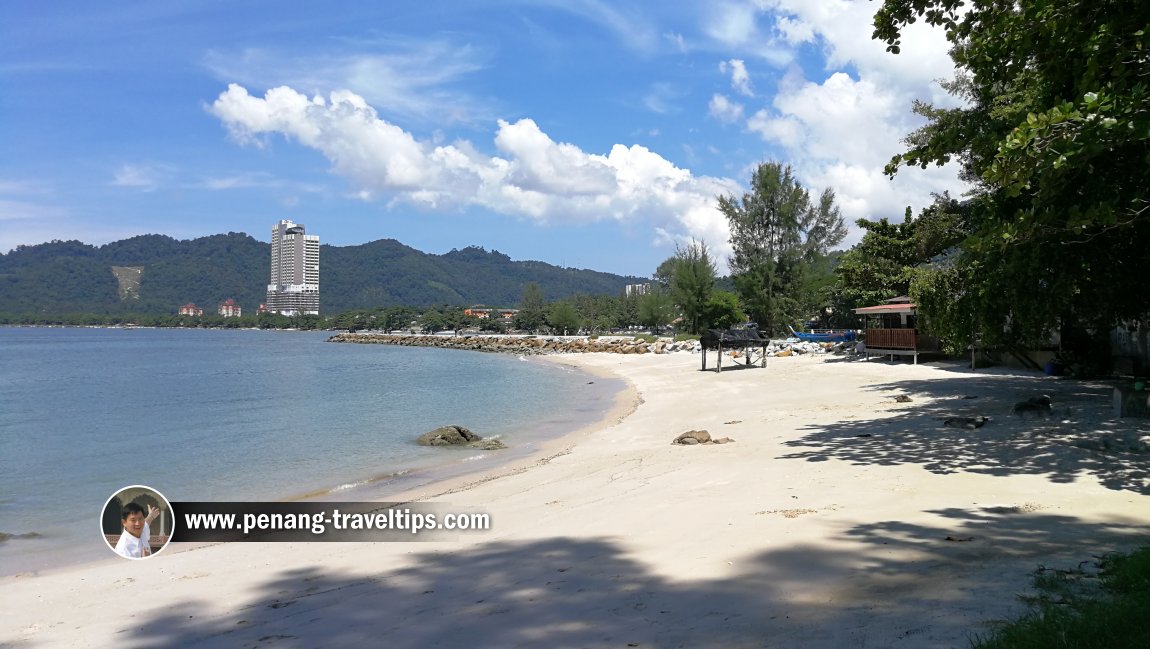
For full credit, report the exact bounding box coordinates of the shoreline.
[374,354,642,504]
[0,329,630,577]
[0,348,636,579]
[282,353,640,508]
[4,351,1148,647]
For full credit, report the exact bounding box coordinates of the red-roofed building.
[178,303,203,316]
[463,306,519,321]
[218,299,242,318]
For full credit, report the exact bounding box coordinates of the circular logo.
[101,485,172,560]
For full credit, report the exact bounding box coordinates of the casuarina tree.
[719,162,846,336]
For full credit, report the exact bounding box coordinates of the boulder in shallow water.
[417,425,482,446]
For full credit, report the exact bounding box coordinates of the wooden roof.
[853,303,916,314]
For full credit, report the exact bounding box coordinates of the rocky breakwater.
[327,333,700,356]
[766,340,854,357]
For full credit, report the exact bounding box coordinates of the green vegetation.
[720,162,847,336]
[0,235,644,316]
[546,301,582,336]
[872,0,1150,369]
[973,547,1150,649]
[0,293,649,335]
[0,310,327,330]
[832,200,961,313]
[666,240,717,335]
[514,282,548,332]
[567,293,636,334]
[701,290,745,331]
[827,197,967,338]
[637,287,676,334]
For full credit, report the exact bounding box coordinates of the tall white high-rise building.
[266,219,320,315]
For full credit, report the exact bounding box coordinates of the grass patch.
[972,546,1150,649]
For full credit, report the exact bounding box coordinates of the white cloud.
[709,94,744,124]
[494,119,618,196]
[203,38,493,127]
[643,82,683,114]
[763,73,901,167]
[745,109,801,149]
[664,31,688,53]
[111,164,167,191]
[701,2,793,66]
[775,15,814,45]
[211,85,433,189]
[209,84,742,269]
[748,70,965,225]
[731,0,968,234]
[201,172,278,190]
[719,59,753,96]
[762,0,959,105]
[552,0,661,55]
[705,3,760,49]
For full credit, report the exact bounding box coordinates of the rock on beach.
[416,425,506,449]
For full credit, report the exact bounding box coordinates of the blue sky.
[1,1,965,277]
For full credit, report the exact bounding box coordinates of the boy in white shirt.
[114,502,160,559]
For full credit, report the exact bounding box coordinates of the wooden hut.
[853,297,939,364]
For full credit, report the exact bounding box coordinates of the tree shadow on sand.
[781,366,1150,494]
[121,507,1150,649]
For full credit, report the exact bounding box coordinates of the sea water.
[0,327,622,574]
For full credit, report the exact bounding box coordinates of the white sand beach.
[4,350,1149,648]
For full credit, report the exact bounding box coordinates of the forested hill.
[0,233,645,314]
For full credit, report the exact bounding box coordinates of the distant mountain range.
[0,233,647,314]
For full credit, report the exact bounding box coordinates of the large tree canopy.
[873,0,1150,352]
[720,162,847,336]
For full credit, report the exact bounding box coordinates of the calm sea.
[0,327,623,574]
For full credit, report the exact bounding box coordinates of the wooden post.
[701,346,707,371]
[717,342,722,373]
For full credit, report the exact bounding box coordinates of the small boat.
[788,326,857,343]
